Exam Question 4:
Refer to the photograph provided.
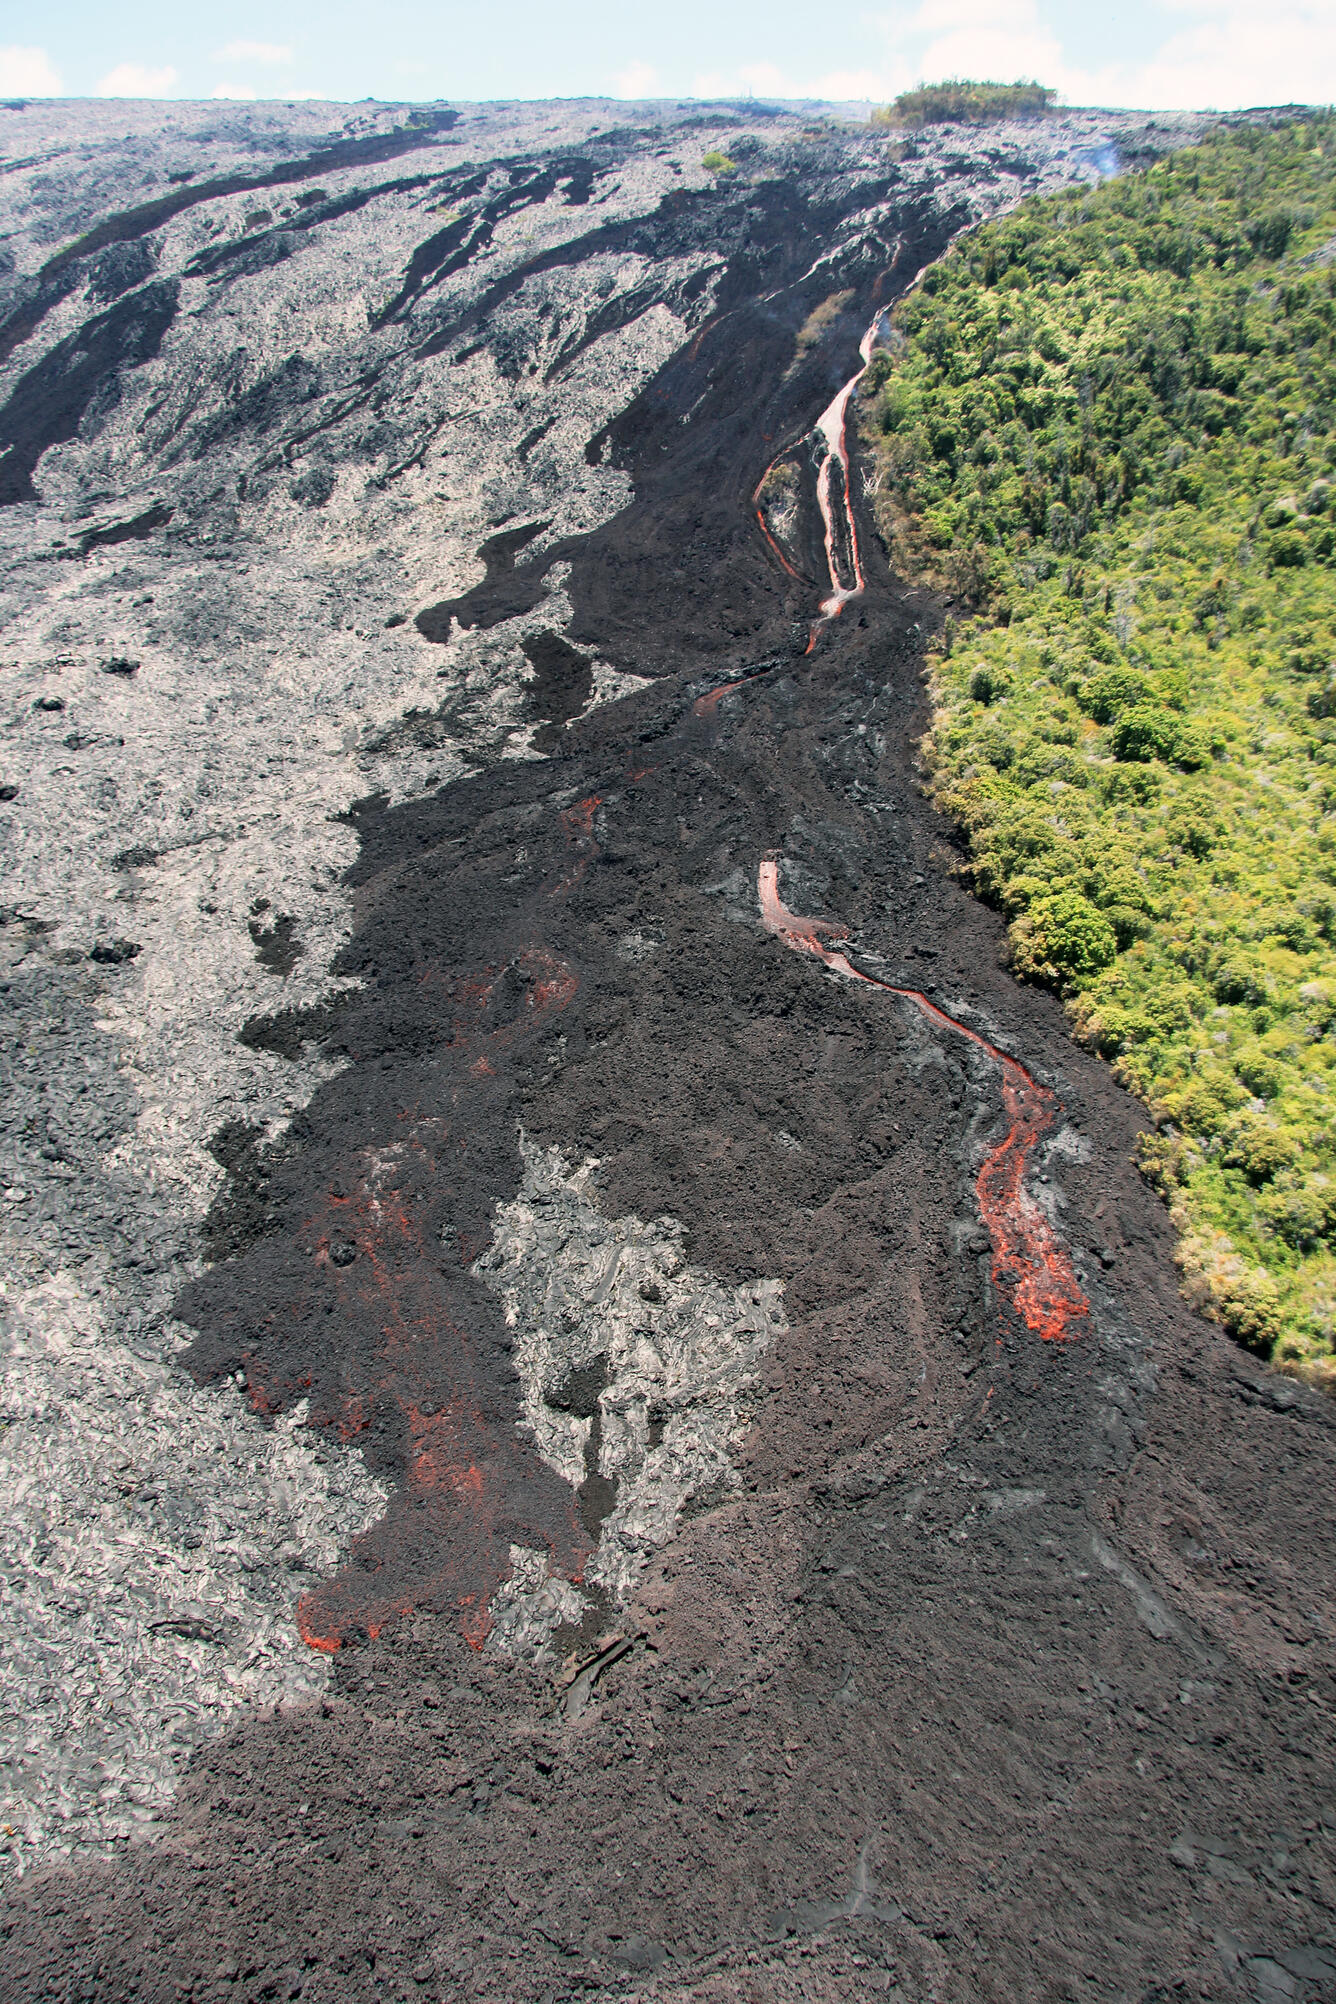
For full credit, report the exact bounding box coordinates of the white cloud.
[689,55,910,103]
[95,62,179,97]
[0,44,62,94]
[213,40,294,65]
[211,83,259,100]
[909,0,1030,30]
[862,0,1336,110]
[1091,0,1336,110]
[614,59,659,97]
[738,59,869,97]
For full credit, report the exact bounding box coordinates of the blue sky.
[3,0,1334,111]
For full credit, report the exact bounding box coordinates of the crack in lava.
[758,857,1087,1342]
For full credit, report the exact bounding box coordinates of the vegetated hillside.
[863,115,1336,1383]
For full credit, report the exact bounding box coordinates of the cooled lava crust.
[5,99,1336,2004]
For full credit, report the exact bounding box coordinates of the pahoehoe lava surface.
[4,95,1336,2004]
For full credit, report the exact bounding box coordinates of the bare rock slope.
[1,93,1334,2003]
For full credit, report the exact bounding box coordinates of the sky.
[1,0,1334,112]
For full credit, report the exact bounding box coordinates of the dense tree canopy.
[863,117,1336,1382]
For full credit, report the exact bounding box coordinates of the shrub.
[1220,1113,1296,1184]
[1174,1071,1247,1137]
[1235,1045,1286,1097]
[1164,809,1217,859]
[1213,958,1268,1006]
[974,723,1015,768]
[1105,903,1154,947]
[1176,1223,1283,1350]
[1258,1171,1336,1250]
[1009,891,1117,986]
[1101,765,1161,805]
[1104,704,1210,769]
[1110,702,1181,762]
[1267,909,1319,953]
[1135,1130,1193,1194]
[1081,666,1155,723]
[1247,208,1299,256]
[1172,723,1211,770]
[1285,643,1331,677]
[792,290,854,361]
[1270,529,1309,568]
[701,151,737,176]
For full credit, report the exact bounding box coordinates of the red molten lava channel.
[804,309,887,650]
[750,308,890,629]
[758,858,1087,1342]
[693,672,769,717]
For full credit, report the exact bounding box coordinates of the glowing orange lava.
[758,857,1087,1341]
[750,476,807,584]
[693,672,770,717]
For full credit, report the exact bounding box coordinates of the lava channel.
[758,856,1088,1341]
[751,304,890,650]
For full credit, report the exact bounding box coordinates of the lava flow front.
[758,856,1088,1341]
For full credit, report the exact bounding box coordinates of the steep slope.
[1,94,1334,2004]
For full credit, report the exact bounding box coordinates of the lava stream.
[803,307,896,648]
[750,310,889,626]
[758,858,1087,1341]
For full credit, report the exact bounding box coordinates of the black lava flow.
[9,117,1336,2004]
[180,172,977,1652]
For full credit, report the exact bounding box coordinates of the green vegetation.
[861,117,1336,1384]
[701,150,738,176]
[871,80,1057,129]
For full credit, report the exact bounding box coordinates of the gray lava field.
[1,91,1335,2004]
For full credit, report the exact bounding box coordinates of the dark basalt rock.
[76,503,171,556]
[415,519,552,638]
[0,279,180,505]
[86,238,158,304]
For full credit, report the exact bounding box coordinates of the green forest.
[861,116,1336,1384]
